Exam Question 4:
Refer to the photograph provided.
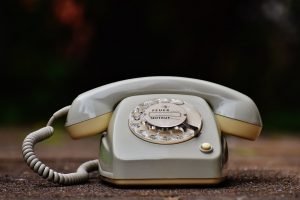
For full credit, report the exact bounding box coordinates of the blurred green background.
[2,0,300,133]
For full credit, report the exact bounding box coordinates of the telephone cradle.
[22,76,262,185]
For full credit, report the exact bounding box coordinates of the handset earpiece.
[215,115,262,140]
[66,112,112,139]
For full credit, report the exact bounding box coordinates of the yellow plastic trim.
[66,112,112,139]
[101,176,224,185]
[215,115,262,140]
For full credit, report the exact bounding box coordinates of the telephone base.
[101,176,224,185]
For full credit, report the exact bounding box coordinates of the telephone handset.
[22,76,262,185]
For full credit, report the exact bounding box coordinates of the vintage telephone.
[22,76,262,185]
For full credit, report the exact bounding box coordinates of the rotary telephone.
[22,76,262,185]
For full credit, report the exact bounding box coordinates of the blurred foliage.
[2,0,300,133]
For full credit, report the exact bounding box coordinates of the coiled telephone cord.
[22,106,99,185]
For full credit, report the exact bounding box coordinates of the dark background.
[2,0,300,132]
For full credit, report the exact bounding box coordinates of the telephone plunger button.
[200,143,213,153]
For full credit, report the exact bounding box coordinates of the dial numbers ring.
[128,98,202,145]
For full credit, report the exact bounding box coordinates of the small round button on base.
[200,143,213,153]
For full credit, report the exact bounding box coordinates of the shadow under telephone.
[22,76,262,185]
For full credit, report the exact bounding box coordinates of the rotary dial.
[128,98,202,144]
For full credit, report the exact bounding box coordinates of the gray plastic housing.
[66,76,262,127]
[98,94,225,180]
